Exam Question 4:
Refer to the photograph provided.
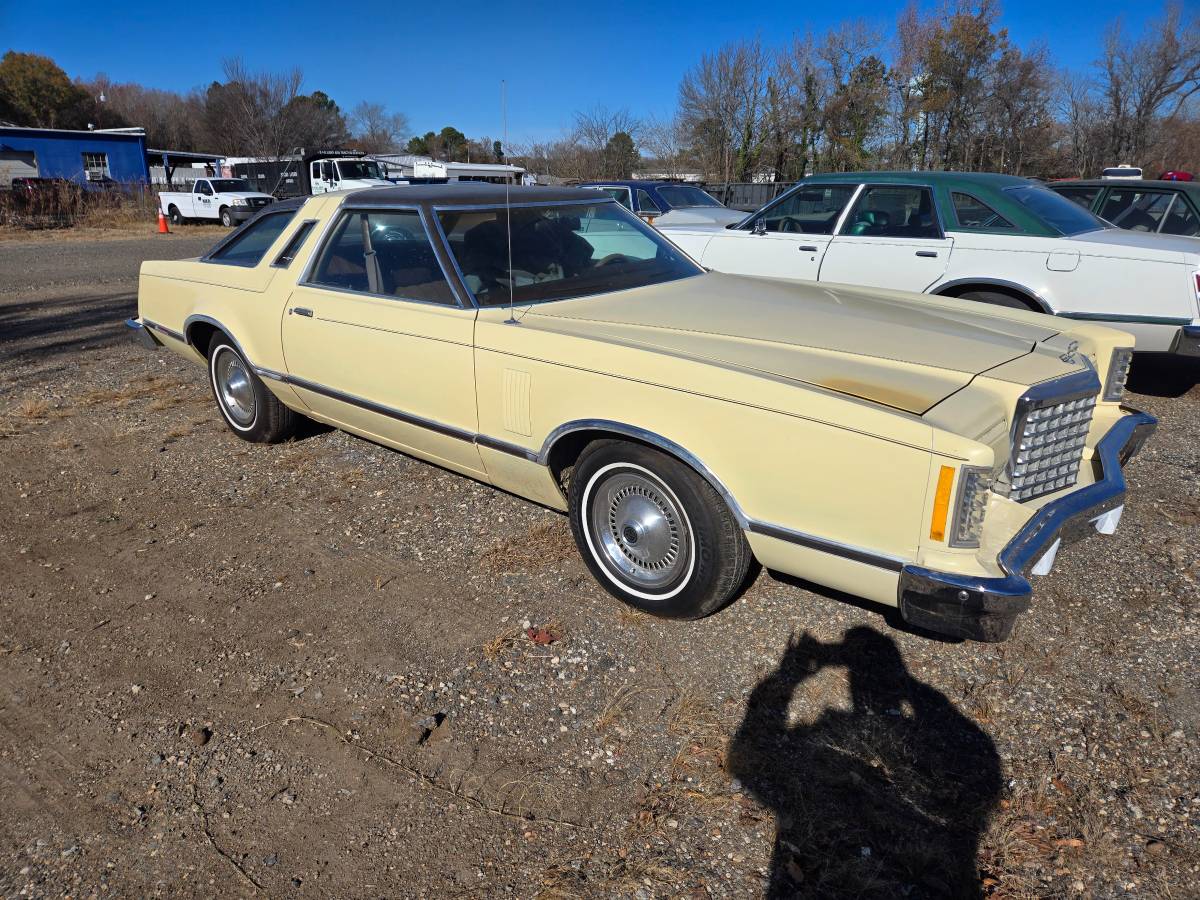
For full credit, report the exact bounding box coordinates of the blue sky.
[0,0,1174,143]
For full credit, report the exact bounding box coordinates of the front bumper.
[898,409,1157,642]
[1170,325,1200,357]
[227,206,256,222]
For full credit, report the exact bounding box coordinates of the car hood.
[656,207,747,227]
[223,191,274,200]
[523,273,1061,415]
[1069,227,1200,258]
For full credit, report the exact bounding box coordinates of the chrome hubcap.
[215,349,255,426]
[590,471,689,590]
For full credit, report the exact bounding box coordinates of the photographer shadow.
[728,628,1001,899]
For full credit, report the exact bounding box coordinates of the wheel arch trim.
[931,277,1054,314]
[537,418,750,527]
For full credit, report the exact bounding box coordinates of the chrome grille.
[1007,394,1096,501]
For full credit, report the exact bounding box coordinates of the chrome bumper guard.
[898,409,1157,642]
[125,318,161,350]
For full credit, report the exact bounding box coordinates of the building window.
[82,152,110,180]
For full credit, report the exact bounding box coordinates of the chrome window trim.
[739,182,863,235]
[833,182,946,239]
[297,204,469,309]
[270,218,318,269]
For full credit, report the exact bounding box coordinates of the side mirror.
[752,218,767,235]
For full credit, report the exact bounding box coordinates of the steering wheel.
[374,226,416,242]
[596,253,634,266]
[778,216,803,233]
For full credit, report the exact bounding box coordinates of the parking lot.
[1,231,1197,897]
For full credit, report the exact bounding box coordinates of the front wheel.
[568,440,752,619]
[219,207,234,227]
[207,334,298,443]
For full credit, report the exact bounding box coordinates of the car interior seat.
[848,210,890,235]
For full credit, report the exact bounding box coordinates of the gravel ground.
[0,232,1197,899]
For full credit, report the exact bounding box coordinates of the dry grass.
[78,375,187,409]
[13,397,49,419]
[482,626,523,661]
[477,520,575,574]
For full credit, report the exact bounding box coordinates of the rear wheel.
[568,440,752,619]
[167,204,185,226]
[219,206,234,227]
[955,289,1040,312]
[207,334,297,443]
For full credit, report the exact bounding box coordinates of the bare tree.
[678,39,770,181]
[1099,2,1200,164]
[640,113,692,176]
[349,101,410,153]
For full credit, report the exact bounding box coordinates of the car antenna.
[502,79,518,325]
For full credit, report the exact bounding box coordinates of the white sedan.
[660,172,1200,356]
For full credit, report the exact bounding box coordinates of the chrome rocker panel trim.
[898,408,1157,642]
[125,317,162,349]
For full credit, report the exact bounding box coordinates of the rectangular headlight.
[1103,347,1133,402]
[950,466,992,548]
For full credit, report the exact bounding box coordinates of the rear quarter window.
[207,210,297,267]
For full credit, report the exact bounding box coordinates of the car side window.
[1098,189,1175,232]
[636,190,663,215]
[597,187,632,210]
[842,185,940,238]
[193,181,205,194]
[272,220,317,268]
[1052,186,1101,209]
[950,192,1015,230]
[309,210,457,305]
[1160,196,1200,236]
[207,210,297,266]
[749,184,857,234]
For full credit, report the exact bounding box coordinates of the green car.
[1047,179,1200,237]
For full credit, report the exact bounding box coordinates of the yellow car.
[127,185,1156,642]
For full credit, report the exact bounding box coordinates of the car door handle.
[291,307,313,317]
[798,244,818,252]
[915,250,938,258]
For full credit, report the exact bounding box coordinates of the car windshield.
[337,160,382,180]
[656,185,723,208]
[1002,185,1109,236]
[210,179,251,192]
[438,201,702,307]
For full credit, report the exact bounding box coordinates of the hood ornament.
[1059,340,1080,364]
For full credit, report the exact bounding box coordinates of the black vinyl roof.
[343,183,609,206]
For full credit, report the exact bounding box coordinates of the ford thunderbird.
[659,171,1200,358]
[127,184,1155,642]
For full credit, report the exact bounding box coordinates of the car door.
[698,183,859,283]
[280,206,485,476]
[194,180,215,217]
[818,184,953,291]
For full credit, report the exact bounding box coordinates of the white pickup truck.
[159,178,276,227]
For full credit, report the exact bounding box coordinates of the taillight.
[1194,271,1200,297]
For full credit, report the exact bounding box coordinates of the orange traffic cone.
[157,210,170,234]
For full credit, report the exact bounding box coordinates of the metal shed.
[0,125,150,188]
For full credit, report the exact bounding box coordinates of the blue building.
[0,125,150,187]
